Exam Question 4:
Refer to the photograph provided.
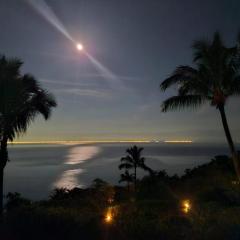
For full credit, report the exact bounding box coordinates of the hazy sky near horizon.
[0,0,240,142]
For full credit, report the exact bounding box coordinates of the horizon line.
[10,139,194,145]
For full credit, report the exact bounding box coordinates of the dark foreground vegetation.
[1,155,240,240]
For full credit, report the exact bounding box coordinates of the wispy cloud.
[40,78,96,87]
[40,78,114,98]
[55,88,111,98]
[40,75,139,85]
[39,63,151,102]
[40,75,139,99]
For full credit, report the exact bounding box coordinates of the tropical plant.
[91,178,115,207]
[119,145,153,189]
[5,192,31,211]
[0,55,57,214]
[119,170,134,191]
[50,188,69,201]
[160,32,240,179]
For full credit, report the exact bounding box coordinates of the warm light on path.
[104,206,118,224]
[105,213,113,223]
[182,200,191,213]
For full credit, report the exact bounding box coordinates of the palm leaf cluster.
[0,55,57,214]
[119,170,134,184]
[160,32,240,179]
[0,56,57,142]
[160,32,240,112]
[119,146,153,189]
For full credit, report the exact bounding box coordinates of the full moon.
[76,43,83,51]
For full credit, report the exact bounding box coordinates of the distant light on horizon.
[164,140,193,143]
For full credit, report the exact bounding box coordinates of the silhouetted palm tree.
[160,32,240,179]
[119,170,134,191]
[0,55,57,214]
[119,145,152,189]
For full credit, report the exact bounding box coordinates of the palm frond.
[0,55,57,142]
[212,31,223,45]
[160,66,197,91]
[140,163,154,174]
[30,89,57,120]
[121,155,134,164]
[119,163,133,170]
[119,170,134,183]
[161,95,206,112]
[228,77,240,96]
[192,39,210,62]
[22,74,40,92]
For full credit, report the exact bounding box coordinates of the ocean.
[4,142,231,200]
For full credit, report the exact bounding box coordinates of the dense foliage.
[1,155,240,240]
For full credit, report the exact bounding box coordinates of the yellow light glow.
[105,213,112,223]
[76,43,83,51]
[232,180,240,185]
[182,200,191,213]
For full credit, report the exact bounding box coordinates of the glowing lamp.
[182,200,191,213]
[105,213,112,223]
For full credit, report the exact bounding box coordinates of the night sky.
[0,0,240,142]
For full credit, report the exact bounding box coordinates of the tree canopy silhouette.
[160,32,240,179]
[119,170,134,191]
[0,55,57,214]
[119,145,153,189]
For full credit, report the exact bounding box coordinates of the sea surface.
[4,142,232,200]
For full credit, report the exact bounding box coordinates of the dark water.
[4,142,230,200]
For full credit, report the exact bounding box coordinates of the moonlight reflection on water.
[53,146,100,188]
[65,146,100,165]
[5,143,229,199]
[53,169,84,189]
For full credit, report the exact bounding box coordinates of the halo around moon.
[76,43,83,51]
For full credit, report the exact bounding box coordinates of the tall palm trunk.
[134,164,137,190]
[218,105,240,179]
[0,136,8,215]
[127,181,130,192]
